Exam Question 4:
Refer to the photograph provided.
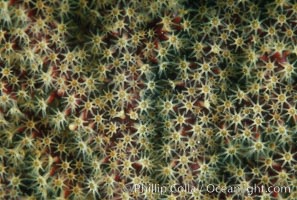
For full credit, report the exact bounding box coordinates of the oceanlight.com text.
[128,183,291,196]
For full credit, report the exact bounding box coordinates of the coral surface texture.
[0,0,297,199]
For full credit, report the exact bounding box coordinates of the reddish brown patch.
[212,67,220,74]
[132,162,142,171]
[64,188,72,198]
[254,132,260,139]
[272,191,278,198]
[50,166,57,176]
[114,174,121,182]
[47,91,56,104]
[172,16,181,24]
[259,55,268,62]
[155,26,168,41]
[9,0,17,6]
[190,163,199,171]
